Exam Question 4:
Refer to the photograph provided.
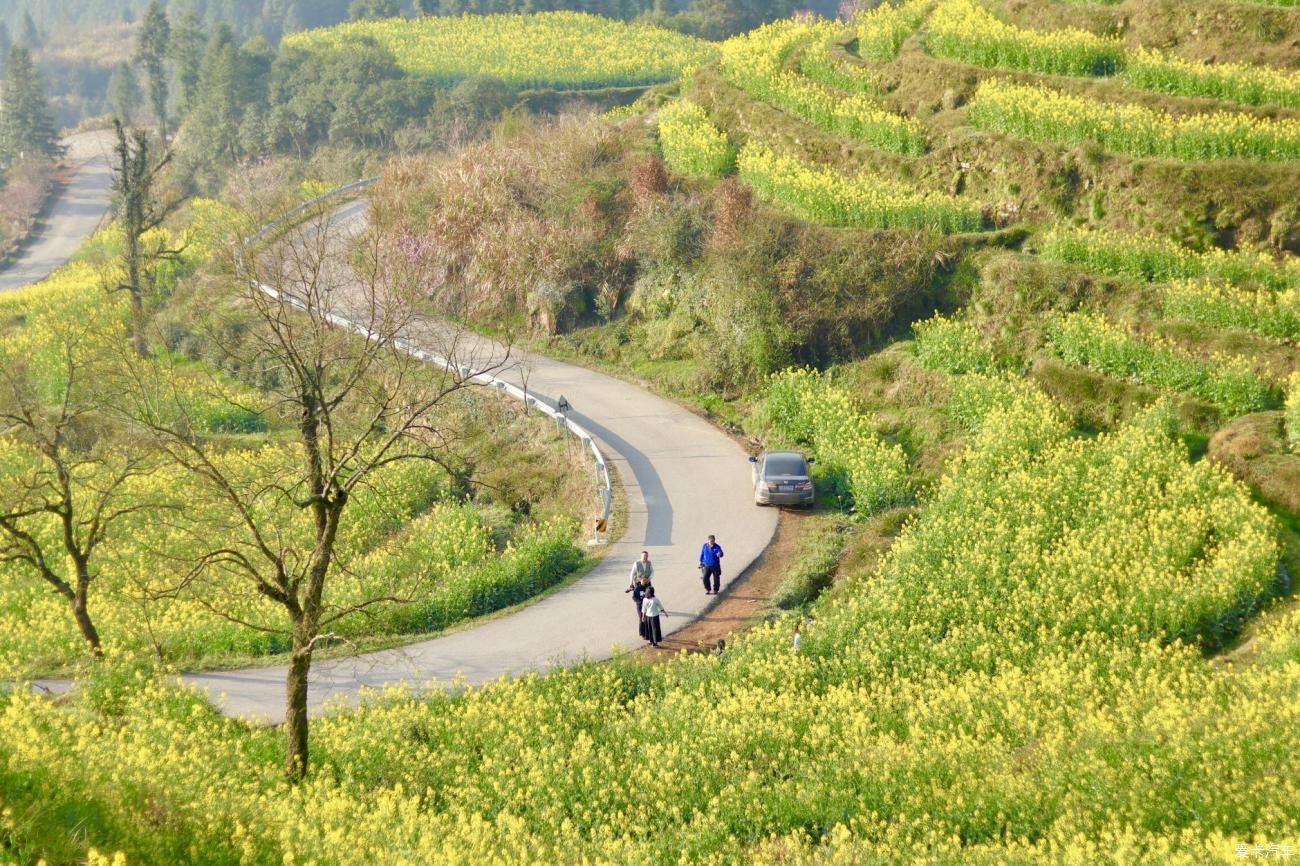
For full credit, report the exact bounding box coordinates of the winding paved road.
[24,187,779,723]
[0,132,114,293]
[182,201,779,722]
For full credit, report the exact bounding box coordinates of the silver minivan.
[748,451,815,507]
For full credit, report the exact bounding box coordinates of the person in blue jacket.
[699,534,724,595]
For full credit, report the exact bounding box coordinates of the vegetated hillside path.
[181,202,779,723]
[0,131,115,293]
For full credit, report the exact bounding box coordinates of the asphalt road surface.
[0,131,114,293]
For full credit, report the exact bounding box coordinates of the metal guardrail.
[238,179,615,541]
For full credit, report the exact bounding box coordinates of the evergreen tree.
[16,11,40,51]
[0,46,60,163]
[107,63,143,125]
[261,0,304,42]
[185,25,239,167]
[0,24,11,72]
[134,0,171,138]
[168,11,206,118]
[348,0,402,20]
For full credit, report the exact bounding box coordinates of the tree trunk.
[127,228,148,358]
[130,288,148,358]
[284,626,312,781]
[71,587,103,657]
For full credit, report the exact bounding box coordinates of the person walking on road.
[641,586,667,647]
[699,534,724,595]
[627,551,654,639]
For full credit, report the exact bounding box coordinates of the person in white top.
[641,586,668,647]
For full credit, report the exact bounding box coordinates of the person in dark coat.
[641,586,667,647]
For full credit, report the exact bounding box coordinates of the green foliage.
[770,519,847,610]
[133,0,170,135]
[656,99,735,178]
[0,46,59,162]
[167,11,205,116]
[1047,312,1274,416]
[106,62,142,124]
[349,0,401,19]
[1286,374,1300,451]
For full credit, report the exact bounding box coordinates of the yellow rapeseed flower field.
[283,12,717,90]
[969,79,1300,160]
[719,19,929,155]
[2,384,1292,864]
[656,99,735,177]
[738,141,982,232]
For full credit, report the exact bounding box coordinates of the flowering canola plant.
[856,0,933,62]
[926,0,1124,76]
[1125,47,1300,109]
[1040,225,1300,289]
[738,141,982,232]
[0,383,1292,864]
[1161,279,1300,342]
[656,100,735,178]
[283,12,717,90]
[762,368,911,514]
[719,20,929,155]
[969,79,1300,161]
[1047,312,1274,416]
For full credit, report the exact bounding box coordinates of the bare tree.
[0,307,158,658]
[129,198,510,780]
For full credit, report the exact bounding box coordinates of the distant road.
[0,131,115,293]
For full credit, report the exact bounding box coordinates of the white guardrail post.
[237,179,615,544]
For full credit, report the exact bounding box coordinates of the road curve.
[182,204,780,723]
[0,131,115,293]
